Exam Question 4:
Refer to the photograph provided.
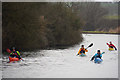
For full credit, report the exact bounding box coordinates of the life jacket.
[78,48,88,54]
[12,51,20,56]
[107,43,115,48]
[109,44,114,48]
[94,53,102,59]
[81,48,85,52]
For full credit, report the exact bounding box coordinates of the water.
[1,34,118,78]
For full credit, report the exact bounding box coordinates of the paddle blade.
[88,43,93,47]
[6,48,11,53]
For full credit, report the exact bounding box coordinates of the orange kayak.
[9,56,20,62]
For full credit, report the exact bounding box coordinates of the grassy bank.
[82,31,118,34]
[103,15,120,20]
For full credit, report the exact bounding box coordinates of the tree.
[2,2,84,51]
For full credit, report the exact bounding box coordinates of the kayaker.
[90,50,105,61]
[12,47,22,59]
[106,41,117,50]
[77,45,88,55]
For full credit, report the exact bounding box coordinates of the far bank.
[82,31,120,35]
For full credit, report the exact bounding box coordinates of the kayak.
[9,56,20,62]
[80,53,86,57]
[109,48,114,51]
[94,58,103,64]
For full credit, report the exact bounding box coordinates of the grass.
[103,15,120,20]
[82,31,117,34]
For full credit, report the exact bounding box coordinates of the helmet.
[81,45,84,47]
[110,41,112,44]
[13,47,15,49]
[97,50,100,52]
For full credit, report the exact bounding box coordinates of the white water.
[2,34,118,78]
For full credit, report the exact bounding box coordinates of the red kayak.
[9,56,20,62]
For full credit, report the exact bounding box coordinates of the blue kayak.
[94,58,103,64]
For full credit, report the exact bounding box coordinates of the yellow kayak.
[109,48,114,51]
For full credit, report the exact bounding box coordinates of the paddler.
[90,50,105,63]
[77,45,88,55]
[106,41,117,51]
[6,47,22,59]
[12,47,22,60]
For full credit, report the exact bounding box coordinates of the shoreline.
[82,31,120,35]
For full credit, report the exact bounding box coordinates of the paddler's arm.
[85,49,88,52]
[102,52,105,54]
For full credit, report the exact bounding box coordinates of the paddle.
[85,43,93,49]
[6,48,12,53]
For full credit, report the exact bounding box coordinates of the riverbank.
[82,31,119,34]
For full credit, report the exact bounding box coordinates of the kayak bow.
[109,48,114,51]
[9,56,20,62]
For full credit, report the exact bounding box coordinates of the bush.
[2,2,83,51]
